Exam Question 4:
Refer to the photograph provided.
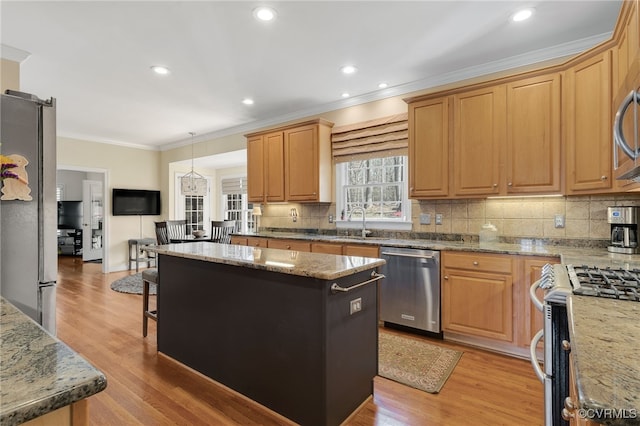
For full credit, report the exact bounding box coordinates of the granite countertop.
[148,242,385,280]
[0,297,107,426]
[235,231,640,269]
[567,295,640,426]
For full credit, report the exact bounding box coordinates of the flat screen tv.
[58,201,83,229]
[112,188,161,216]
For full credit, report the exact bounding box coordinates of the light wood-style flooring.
[56,256,543,425]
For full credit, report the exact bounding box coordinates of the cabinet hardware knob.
[507,182,513,186]
[564,397,577,411]
[493,183,498,188]
[286,245,291,249]
[562,340,571,351]
[561,408,575,421]
[444,275,449,280]
[601,175,608,180]
[473,261,479,266]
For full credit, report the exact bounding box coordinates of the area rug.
[378,331,462,394]
[109,273,156,295]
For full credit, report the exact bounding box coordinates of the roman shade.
[221,177,247,194]
[331,113,408,162]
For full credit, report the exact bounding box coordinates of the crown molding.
[156,31,608,151]
[58,132,160,151]
[1,44,31,62]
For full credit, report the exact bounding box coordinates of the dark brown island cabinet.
[151,242,385,426]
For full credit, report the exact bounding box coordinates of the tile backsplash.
[257,195,640,241]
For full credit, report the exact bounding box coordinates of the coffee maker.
[608,206,639,254]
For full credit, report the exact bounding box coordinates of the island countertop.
[0,297,107,425]
[567,295,640,425]
[149,242,385,280]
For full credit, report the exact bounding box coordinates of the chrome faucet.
[348,206,371,238]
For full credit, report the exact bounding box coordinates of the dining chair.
[155,220,188,244]
[210,220,236,244]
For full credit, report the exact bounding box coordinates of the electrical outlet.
[435,213,443,225]
[554,214,565,228]
[328,214,334,223]
[350,298,362,315]
[420,213,431,225]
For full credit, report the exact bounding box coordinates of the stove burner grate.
[571,265,640,301]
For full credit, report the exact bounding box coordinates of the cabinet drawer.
[267,239,311,252]
[343,244,379,258]
[246,237,268,248]
[311,242,343,255]
[442,251,513,274]
[230,236,248,245]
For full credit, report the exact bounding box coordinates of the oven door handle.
[529,329,547,383]
[530,280,544,312]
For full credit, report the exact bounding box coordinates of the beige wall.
[58,137,161,271]
[0,58,20,92]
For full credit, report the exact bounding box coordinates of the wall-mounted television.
[58,201,83,229]
[112,189,161,216]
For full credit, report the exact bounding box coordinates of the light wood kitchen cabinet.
[246,119,333,204]
[230,236,248,245]
[506,73,561,194]
[247,131,285,203]
[408,96,450,198]
[442,251,514,342]
[452,85,505,197]
[565,50,613,193]
[247,135,265,202]
[246,237,268,247]
[343,244,379,258]
[311,242,343,255]
[267,238,311,252]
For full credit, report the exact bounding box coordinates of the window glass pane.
[341,156,407,222]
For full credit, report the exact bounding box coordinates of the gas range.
[568,264,640,301]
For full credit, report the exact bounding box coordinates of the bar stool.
[142,268,158,337]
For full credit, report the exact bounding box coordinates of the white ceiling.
[1,1,623,162]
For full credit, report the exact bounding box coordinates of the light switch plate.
[420,213,431,225]
[350,298,362,315]
[554,214,565,228]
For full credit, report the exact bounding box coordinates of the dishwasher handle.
[380,251,436,260]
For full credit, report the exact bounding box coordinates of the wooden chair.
[155,220,187,244]
[210,220,236,244]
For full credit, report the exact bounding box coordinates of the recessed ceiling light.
[512,8,534,22]
[242,98,254,105]
[340,65,357,75]
[341,93,350,98]
[150,65,170,75]
[253,6,277,22]
[378,82,388,89]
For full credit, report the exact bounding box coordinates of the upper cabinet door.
[284,124,319,201]
[565,51,613,193]
[265,131,285,202]
[506,73,561,194]
[247,135,265,202]
[408,96,450,198]
[452,86,505,196]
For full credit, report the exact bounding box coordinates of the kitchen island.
[0,297,107,425]
[150,242,385,426]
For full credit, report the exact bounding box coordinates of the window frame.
[335,155,412,231]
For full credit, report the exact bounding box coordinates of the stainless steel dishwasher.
[379,247,441,335]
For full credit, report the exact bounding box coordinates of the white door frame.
[57,165,109,273]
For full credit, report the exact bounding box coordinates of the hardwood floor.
[56,256,543,425]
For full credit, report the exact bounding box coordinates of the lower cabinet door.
[442,268,513,342]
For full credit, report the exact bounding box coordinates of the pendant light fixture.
[180,132,207,196]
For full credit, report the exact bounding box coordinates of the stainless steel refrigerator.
[1,90,57,334]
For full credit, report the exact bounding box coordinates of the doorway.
[56,166,108,273]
